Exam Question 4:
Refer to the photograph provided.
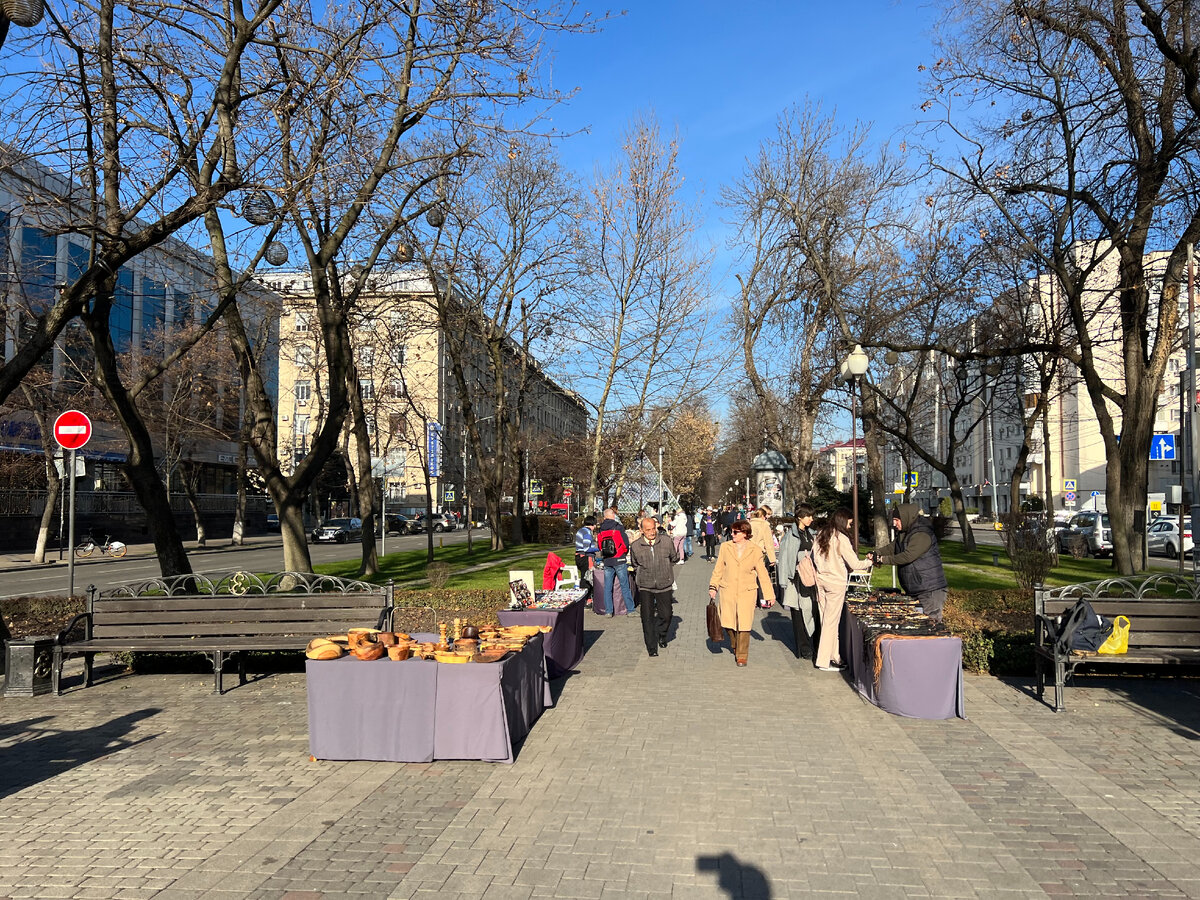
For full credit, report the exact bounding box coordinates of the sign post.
[53,410,92,598]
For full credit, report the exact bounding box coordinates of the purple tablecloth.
[590,566,637,615]
[496,597,586,678]
[306,633,552,763]
[841,609,966,720]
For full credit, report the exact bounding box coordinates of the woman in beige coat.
[811,507,871,672]
[708,519,774,667]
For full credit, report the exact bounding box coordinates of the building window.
[295,310,311,331]
[360,379,375,400]
[295,343,314,368]
[360,346,375,369]
[390,344,407,366]
[295,380,311,404]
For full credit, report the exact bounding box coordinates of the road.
[0,528,478,599]
[947,522,1189,571]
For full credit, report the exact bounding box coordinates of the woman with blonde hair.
[811,508,871,672]
[708,519,774,667]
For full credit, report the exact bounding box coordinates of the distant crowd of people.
[572,501,946,668]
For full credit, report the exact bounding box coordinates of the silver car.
[1057,511,1111,558]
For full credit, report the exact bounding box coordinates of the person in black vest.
[869,503,948,623]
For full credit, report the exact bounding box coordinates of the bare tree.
[927,0,1200,573]
[572,113,717,514]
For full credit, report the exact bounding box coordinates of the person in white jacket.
[670,509,688,565]
[811,507,871,671]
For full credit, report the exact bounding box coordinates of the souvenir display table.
[840,592,965,720]
[589,565,637,616]
[496,589,587,678]
[306,633,552,763]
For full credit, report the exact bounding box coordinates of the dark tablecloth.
[306,633,552,763]
[841,609,966,720]
[496,597,586,678]
[590,565,637,615]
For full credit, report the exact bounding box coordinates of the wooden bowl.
[387,645,412,661]
[378,632,399,647]
[433,650,470,664]
[347,628,379,650]
[475,649,508,663]
[305,638,344,660]
[504,625,543,637]
[455,639,479,653]
[352,641,386,661]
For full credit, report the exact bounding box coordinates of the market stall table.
[496,590,587,678]
[840,601,965,720]
[306,633,552,763]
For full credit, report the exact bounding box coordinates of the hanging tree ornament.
[265,241,289,266]
[241,191,275,226]
[425,204,446,228]
[394,243,413,264]
[2,0,46,27]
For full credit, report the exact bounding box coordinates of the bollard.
[439,537,443,549]
[992,552,999,566]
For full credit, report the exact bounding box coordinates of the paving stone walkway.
[2,554,1200,899]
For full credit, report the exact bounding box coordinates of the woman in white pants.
[811,507,871,671]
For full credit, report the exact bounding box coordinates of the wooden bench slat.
[92,620,375,638]
[95,596,386,613]
[70,637,321,651]
[1041,600,1200,617]
[92,608,383,626]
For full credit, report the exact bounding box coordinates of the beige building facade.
[268,271,588,518]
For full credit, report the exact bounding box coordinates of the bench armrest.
[57,612,91,645]
[375,605,393,632]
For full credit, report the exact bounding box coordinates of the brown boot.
[735,631,750,666]
[725,628,737,654]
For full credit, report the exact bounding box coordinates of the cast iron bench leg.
[52,646,62,695]
[1053,654,1066,712]
[212,651,224,695]
[238,652,247,686]
[1035,653,1045,699]
[83,653,95,688]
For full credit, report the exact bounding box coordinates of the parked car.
[1147,518,1193,559]
[310,517,363,543]
[412,512,457,532]
[384,514,416,535]
[1057,511,1112,557]
[265,512,280,531]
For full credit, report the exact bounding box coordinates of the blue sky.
[544,1,941,244]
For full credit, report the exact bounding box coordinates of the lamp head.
[846,344,869,377]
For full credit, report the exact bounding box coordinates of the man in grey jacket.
[629,516,680,656]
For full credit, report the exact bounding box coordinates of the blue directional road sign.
[1150,433,1176,461]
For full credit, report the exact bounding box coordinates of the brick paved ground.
[2,556,1200,899]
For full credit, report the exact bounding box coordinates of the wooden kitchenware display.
[304,621,551,663]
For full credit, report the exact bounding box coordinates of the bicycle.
[75,533,128,559]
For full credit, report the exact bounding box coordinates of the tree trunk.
[232,423,248,546]
[949,478,975,552]
[181,461,206,547]
[33,459,62,565]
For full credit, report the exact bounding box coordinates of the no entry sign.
[53,410,92,450]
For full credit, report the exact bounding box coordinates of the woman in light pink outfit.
[811,508,871,671]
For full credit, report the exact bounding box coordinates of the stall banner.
[427,422,441,477]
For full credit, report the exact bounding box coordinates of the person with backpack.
[776,503,818,661]
[594,508,634,616]
[869,503,948,624]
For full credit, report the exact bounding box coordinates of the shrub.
[425,561,451,589]
[999,512,1057,589]
[959,628,995,674]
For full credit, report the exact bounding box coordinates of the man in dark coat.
[869,503,949,623]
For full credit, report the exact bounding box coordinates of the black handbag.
[706,598,725,643]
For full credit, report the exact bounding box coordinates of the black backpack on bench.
[1045,599,1113,654]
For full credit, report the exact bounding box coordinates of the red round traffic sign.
[53,410,92,450]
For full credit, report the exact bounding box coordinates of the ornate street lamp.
[839,344,870,550]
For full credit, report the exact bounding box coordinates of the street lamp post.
[840,345,870,550]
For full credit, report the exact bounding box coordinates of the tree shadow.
[696,852,774,898]
[1000,673,1200,739]
[0,707,160,800]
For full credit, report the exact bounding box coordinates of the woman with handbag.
[811,507,871,672]
[777,504,818,661]
[708,519,774,667]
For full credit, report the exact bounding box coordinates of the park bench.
[1034,574,1200,711]
[52,571,433,695]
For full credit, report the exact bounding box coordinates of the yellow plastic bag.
[1097,615,1130,655]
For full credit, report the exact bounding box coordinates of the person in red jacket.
[594,508,634,616]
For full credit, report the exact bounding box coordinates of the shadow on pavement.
[696,852,773,899]
[0,707,160,800]
[1000,674,1200,739]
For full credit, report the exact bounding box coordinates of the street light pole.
[841,345,870,551]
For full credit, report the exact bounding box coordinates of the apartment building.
[816,438,866,494]
[887,245,1184,518]
[269,270,588,517]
